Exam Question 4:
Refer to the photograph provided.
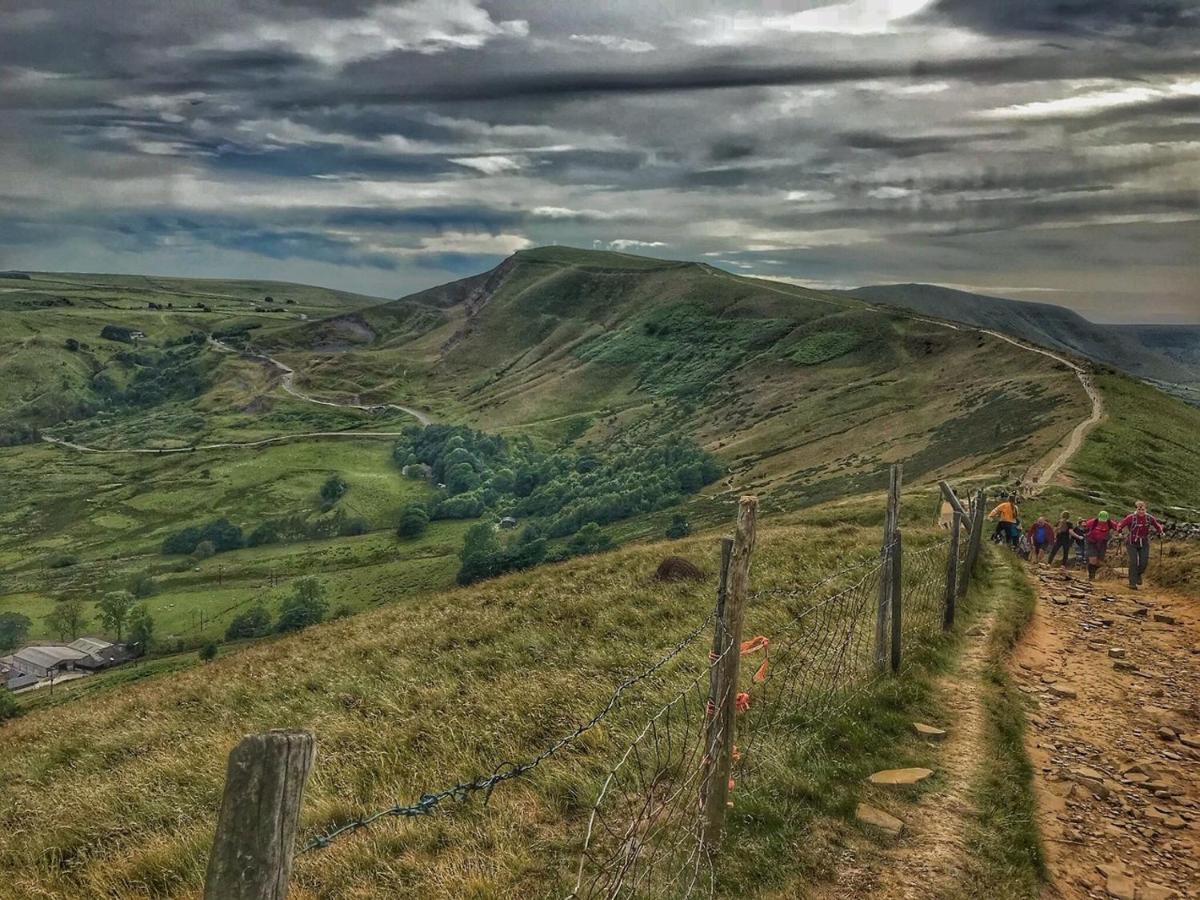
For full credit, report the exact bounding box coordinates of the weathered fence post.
[937,480,974,533]
[701,496,758,851]
[876,464,902,671]
[204,730,316,900]
[702,536,734,809]
[958,491,986,599]
[890,529,903,673]
[943,511,962,630]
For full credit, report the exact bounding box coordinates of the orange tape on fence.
[740,634,769,683]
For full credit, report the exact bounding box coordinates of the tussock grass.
[0,521,956,899]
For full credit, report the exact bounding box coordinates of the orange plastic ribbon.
[735,691,750,713]
[739,635,770,683]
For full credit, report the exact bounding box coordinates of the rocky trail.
[1015,565,1200,899]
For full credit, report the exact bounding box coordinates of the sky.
[1,1,1198,323]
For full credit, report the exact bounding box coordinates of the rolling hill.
[841,283,1200,397]
[5,247,1200,899]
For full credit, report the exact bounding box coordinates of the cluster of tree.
[162,517,244,556]
[455,518,618,585]
[94,344,211,410]
[393,425,721,539]
[225,578,328,639]
[39,595,154,653]
[100,324,141,344]
[246,507,367,548]
[0,422,41,448]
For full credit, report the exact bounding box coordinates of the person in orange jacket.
[988,494,1020,549]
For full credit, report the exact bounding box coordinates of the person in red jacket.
[1081,511,1115,582]
[1116,500,1164,590]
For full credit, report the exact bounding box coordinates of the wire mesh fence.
[204,473,987,900]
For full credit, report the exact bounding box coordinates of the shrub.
[192,540,216,561]
[277,578,328,633]
[128,572,158,598]
[47,553,80,569]
[0,690,19,723]
[666,514,691,539]
[319,474,348,508]
[0,612,31,652]
[456,523,502,586]
[397,503,430,538]
[199,642,218,663]
[226,604,272,640]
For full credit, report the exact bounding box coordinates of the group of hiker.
[987,494,1164,588]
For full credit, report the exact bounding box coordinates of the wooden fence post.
[890,529,903,673]
[204,730,316,900]
[958,491,986,599]
[937,480,974,533]
[876,465,902,671]
[943,511,962,630]
[701,536,734,814]
[700,496,758,851]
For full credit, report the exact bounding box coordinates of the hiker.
[1081,511,1115,581]
[1074,517,1089,566]
[1048,511,1082,570]
[1026,515,1055,564]
[1116,500,1164,590]
[988,494,1020,549]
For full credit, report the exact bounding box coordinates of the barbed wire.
[297,601,717,855]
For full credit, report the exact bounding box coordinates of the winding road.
[41,337,432,455]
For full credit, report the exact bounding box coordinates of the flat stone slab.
[855,802,904,836]
[1048,684,1078,699]
[868,767,934,786]
[912,722,947,740]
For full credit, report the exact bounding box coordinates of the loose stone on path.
[912,722,946,740]
[855,803,904,837]
[867,767,934,786]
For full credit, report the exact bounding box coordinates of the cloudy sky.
[1,1,1197,322]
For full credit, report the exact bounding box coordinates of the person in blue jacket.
[1026,515,1055,564]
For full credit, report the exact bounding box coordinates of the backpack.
[1084,519,1110,543]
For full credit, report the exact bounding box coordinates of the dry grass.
[0,519,956,899]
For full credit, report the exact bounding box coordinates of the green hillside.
[2,247,1199,900]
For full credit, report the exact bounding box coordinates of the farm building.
[8,637,126,679]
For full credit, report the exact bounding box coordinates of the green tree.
[0,612,31,652]
[199,642,218,663]
[127,604,155,656]
[128,572,158,598]
[666,514,691,539]
[43,598,87,641]
[456,523,501,585]
[97,590,136,640]
[277,578,328,633]
[193,540,216,561]
[567,522,614,557]
[0,689,19,722]
[320,473,348,507]
[397,503,430,538]
[226,604,272,640]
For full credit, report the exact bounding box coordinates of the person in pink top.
[1116,500,1164,590]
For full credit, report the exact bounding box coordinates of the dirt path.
[815,612,997,899]
[41,338,433,455]
[207,337,432,425]
[975,331,1104,492]
[1015,566,1200,899]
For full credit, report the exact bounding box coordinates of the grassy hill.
[0,249,1090,655]
[843,283,1200,397]
[2,247,1199,899]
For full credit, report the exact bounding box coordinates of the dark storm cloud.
[927,0,1200,39]
[0,0,1196,320]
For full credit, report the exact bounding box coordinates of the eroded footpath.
[1015,566,1200,899]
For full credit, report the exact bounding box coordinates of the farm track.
[40,337,431,455]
